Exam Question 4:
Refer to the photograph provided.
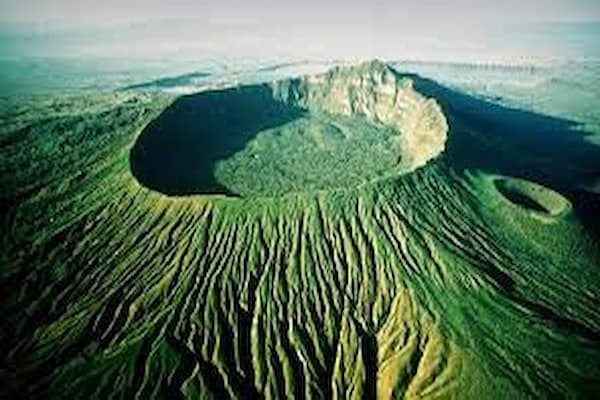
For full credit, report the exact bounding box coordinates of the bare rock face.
[271,60,448,169]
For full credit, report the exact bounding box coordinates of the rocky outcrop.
[271,60,448,169]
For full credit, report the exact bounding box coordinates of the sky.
[0,1,599,63]
[2,0,599,28]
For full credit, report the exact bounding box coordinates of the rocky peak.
[271,60,448,169]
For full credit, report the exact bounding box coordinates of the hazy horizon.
[1,1,599,97]
[1,1,599,64]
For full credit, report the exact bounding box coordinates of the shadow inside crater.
[130,84,304,196]
[494,179,550,214]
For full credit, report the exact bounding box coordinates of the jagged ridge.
[271,60,449,169]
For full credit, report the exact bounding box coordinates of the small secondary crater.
[494,177,570,216]
[130,60,448,197]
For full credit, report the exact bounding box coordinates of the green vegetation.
[130,84,304,195]
[1,62,599,399]
[494,177,570,216]
[215,111,404,196]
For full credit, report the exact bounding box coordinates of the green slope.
[1,62,599,399]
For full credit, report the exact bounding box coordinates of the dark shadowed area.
[494,180,549,214]
[130,84,304,195]
[411,74,600,238]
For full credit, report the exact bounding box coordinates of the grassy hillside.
[1,63,599,399]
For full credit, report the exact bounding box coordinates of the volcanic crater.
[130,60,449,197]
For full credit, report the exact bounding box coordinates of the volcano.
[1,61,599,399]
